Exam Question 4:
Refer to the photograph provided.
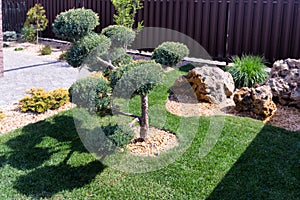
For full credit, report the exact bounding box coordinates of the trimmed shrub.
[151,42,189,66]
[19,88,69,113]
[53,8,99,42]
[49,88,70,109]
[40,45,52,55]
[112,53,133,68]
[101,25,135,49]
[66,33,111,67]
[227,55,268,88]
[21,25,36,42]
[103,125,134,147]
[69,77,111,114]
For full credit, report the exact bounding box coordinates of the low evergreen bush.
[151,42,189,67]
[19,88,69,113]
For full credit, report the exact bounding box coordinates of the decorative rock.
[267,58,300,108]
[184,66,235,104]
[234,85,277,120]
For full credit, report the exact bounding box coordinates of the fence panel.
[2,0,300,62]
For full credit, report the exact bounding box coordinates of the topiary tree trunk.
[140,94,149,138]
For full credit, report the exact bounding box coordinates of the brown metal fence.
[2,0,300,62]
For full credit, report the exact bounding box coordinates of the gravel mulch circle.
[0,102,75,134]
[127,126,179,156]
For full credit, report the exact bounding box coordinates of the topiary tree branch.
[97,57,117,70]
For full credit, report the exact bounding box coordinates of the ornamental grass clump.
[227,55,268,88]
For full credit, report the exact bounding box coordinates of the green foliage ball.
[151,42,189,67]
[101,25,136,49]
[110,61,164,98]
[69,77,112,114]
[227,55,268,88]
[66,33,111,68]
[53,8,99,42]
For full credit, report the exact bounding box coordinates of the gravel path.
[0,49,79,106]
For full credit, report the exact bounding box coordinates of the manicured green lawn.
[0,66,299,199]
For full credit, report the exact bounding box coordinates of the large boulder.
[233,85,277,120]
[182,66,235,104]
[267,58,300,108]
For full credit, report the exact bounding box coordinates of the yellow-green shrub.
[0,110,5,120]
[19,88,69,113]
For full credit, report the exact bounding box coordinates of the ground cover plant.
[0,66,299,199]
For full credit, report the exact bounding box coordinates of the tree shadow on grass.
[207,125,300,200]
[1,113,106,198]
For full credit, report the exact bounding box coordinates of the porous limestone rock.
[234,85,277,120]
[184,66,235,104]
[267,58,300,108]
